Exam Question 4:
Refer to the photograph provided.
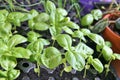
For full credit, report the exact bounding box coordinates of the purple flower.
[79,0,112,15]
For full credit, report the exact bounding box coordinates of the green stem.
[83,68,87,78]
[52,40,55,46]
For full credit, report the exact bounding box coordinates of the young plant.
[0,1,120,79]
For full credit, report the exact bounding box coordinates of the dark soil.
[16,64,117,80]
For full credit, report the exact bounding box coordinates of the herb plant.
[0,1,119,80]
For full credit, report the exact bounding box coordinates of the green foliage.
[0,0,118,79]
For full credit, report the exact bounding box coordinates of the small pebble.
[48,77,55,80]
[94,77,101,80]
[71,69,76,74]
[72,77,79,80]
[22,76,30,80]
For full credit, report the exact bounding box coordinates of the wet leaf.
[65,51,85,71]
[41,47,62,69]
[56,34,72,50]
[92,19,109,33]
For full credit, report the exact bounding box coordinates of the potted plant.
[88,0,120,78]
[0,0,119,80]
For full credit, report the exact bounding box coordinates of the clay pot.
[102,13,120,78]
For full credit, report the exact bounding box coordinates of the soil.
[16,64,117,80]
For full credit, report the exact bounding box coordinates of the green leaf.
[72,30,86,42]
[34,13,49,22]
[49,27,57,39]
[62,26,73,34]
[115,18,120,30]
[29,53,41,63]
[29,9,39,18]
[41,47,62,69]
[12,47,32,59]
[46,1,56,13]
[0,9,9,17]
[21,13,33,22]
[56,8,67,16]
[7,34,27,48]
[27,31,41,42]
[91,58,103,73]
[81,28,91,35]
[28,19,35,29]
[0,70,7,78]
[81,14,93,26]
[27,40,43,53]
[56,34,72,50]
[92,19,109,33]
[34,22,49,31]
[65,21,79,29]
[88,33,105,46]
[0,55,17,70]
[102,46,113,61]
[7,12,24,26]
[64,66,72,72]
[91,9,103,20]
[39,38,50,45]
[8,69,20,80]
[0,39,8,55]
[65,51,85,71]
[113,53,120,60]
[75,42,94,58]
[0,13,6,22]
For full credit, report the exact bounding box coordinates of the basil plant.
[0,1,119,79]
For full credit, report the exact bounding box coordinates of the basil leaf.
[7,12,24,26]
[92,19,109,33]
[8,69,20,80]
[64,21,79,29]
[39,38,50,45]
[0,39,8,55]
[0,55,17,70]
[113,53,120,60]
[91,9,102,20]
[72,30,86,42]
[34,13,49,22]
[81,28,91,35]
[12,47,32,59]
[46,1,56,13]
[0,9,9,17]
[34,22,49,31]
[88,33,105,46]
[65,51,85,71]
[27,40,43,53]
[56,8,68,16]
[41,47,62,69]
[62,26,73,34]
[56,34,72,50]
[27,31,41,42]
[0,70,7,78]
[28,19,35,29]
[30,9,39,18]
[49,27,57,39]
[0,13,6,22]
[102,46,113,61]
[21,13,33,22]
[75,42,94,58]
[7,34,27,48]
[91,58,103,73]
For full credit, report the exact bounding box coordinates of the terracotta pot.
[102,13,120,78]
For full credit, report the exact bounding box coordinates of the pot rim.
[103,14,120,39]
